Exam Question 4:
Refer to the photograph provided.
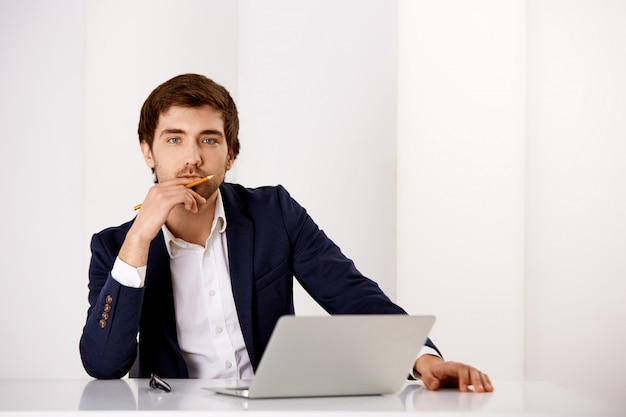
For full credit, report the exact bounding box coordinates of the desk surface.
[0,379,617,416]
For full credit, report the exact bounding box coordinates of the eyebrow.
[159,128,224,137]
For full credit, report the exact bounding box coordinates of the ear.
[225,150,235,171]
[140,140,155,169]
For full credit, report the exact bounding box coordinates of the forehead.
[157,105,224,131]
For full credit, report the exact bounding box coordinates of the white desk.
[0,379,617,416]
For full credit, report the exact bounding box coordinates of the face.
[141,105,234,199]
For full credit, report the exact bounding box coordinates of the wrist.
[415,354,444,376]
[119,230,152,268]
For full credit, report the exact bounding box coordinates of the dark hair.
[138,74,240,159]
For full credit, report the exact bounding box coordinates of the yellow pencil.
[133,175,214,210]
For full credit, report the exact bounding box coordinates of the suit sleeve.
[79,232,144,379]
[276,185,441,355]
[276,185,403,313]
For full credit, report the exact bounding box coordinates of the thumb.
[421,373,441,391]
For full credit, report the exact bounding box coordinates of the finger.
[181,193,200,213]
[482,373,494,392]
[457,366,472,392]
[190,189,207,205]
[157,176,202,187]
[182,199,196,213]
[469,368,486,392]
[183,190,206,212]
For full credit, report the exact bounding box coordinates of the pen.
[133,175,214,210]
[149,373,171,392]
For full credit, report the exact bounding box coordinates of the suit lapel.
[221,185,257,368]
[146,233,175,328]
[144,232,188,376]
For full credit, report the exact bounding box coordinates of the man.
[80,74,492,393]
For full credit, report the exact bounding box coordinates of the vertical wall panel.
[236,0,399,313]
[397,0,526,379]
[0,0,86,377]
[526,0,626,410]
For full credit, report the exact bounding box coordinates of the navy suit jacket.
[80,183,439,379]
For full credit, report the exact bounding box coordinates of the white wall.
[0,0,86,378]
[397,0,526,381]
[397,0,626,410]
[526,0,626,410]
[234,0,399,313]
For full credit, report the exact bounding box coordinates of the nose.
[183,142,202,167]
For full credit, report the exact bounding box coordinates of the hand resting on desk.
[415,355,493,393]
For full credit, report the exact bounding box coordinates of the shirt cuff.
[112,257,147,288]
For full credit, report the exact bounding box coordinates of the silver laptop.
[206,314,435,399]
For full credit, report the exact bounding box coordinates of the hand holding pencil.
[133,175,214,210]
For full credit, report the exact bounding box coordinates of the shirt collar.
[162,189,227,257]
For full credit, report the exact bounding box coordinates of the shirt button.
[216,326,223,334]
[208,290,216,297]
[225,361,233,369]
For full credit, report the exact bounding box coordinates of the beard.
[193,176,222,199]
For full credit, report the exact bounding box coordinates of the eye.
[202,138,217,145]
[167,137,181,144]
